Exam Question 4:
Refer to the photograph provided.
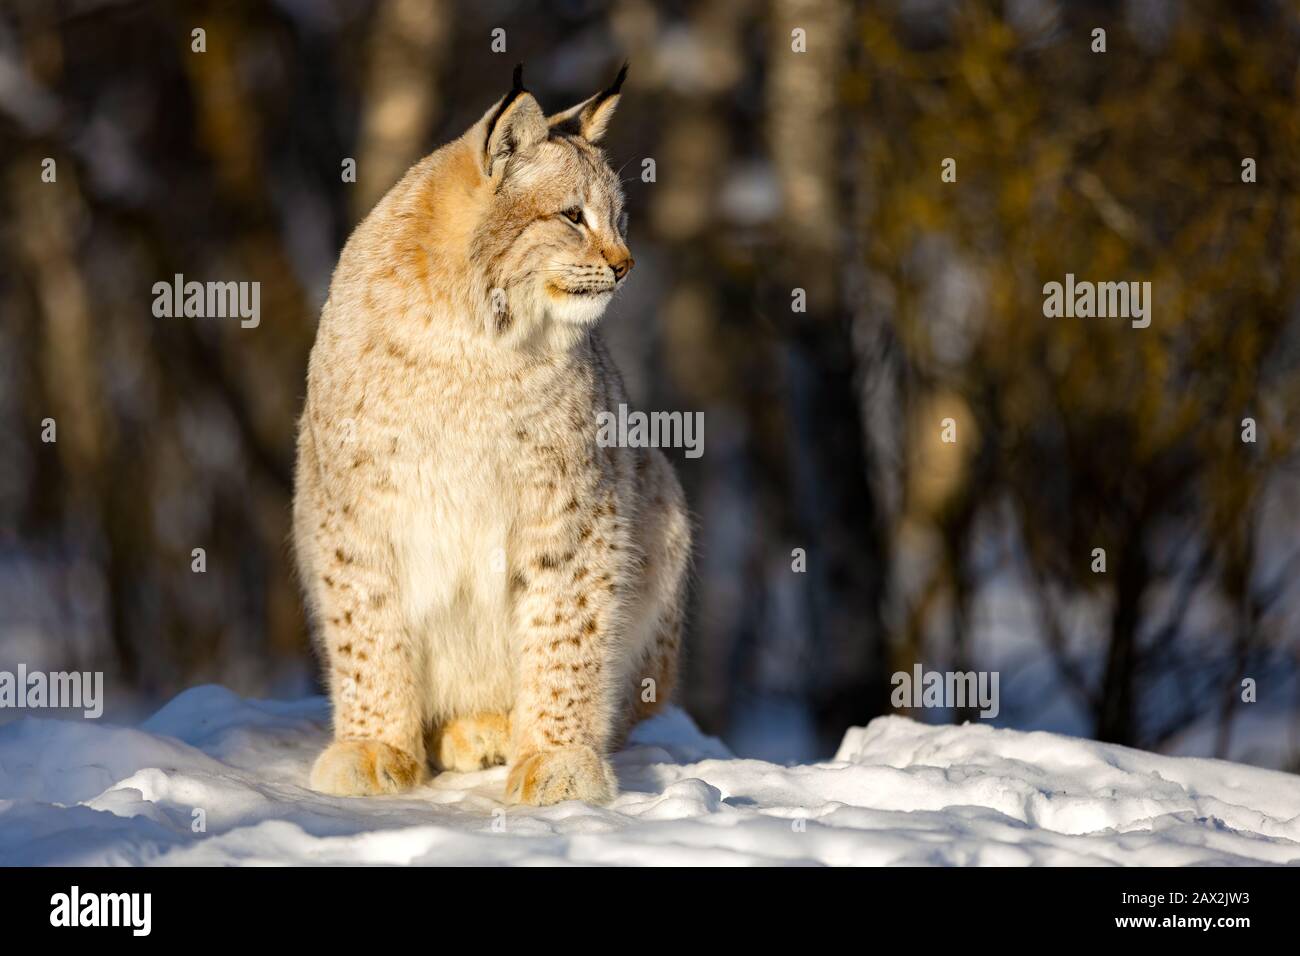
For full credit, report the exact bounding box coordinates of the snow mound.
[1,686,1297,865]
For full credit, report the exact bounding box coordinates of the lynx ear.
[547,62,627,144]
[482,64,548,177]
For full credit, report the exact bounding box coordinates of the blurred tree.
[857,0,1300,750]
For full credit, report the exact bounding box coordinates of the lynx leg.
[617,449,690,747]
[505,490,626,806]
[631,608,684,723]
[298,483,428,796]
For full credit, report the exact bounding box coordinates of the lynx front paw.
[505,746,617,806]
[309,739,425,796]
[431,713,512,772]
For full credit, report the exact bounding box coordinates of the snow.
[1,684,1298,866]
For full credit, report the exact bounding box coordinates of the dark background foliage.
[2,0,1297,767]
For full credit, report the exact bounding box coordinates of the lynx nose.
[609,255,634,282]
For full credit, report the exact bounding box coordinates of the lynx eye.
[562,206,583,225]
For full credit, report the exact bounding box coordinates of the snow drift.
[0,685,1297,865]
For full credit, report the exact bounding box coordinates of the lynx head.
[466,64,632,343]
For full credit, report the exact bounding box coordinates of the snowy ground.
[1,685,1298,866]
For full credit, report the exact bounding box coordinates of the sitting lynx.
[293,65,690,806]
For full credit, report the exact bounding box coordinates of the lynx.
[293,65,690,806]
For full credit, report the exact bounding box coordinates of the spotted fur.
[294,67,690,806]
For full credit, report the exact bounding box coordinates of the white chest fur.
[390,439,518,720]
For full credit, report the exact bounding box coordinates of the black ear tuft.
[544,61,628,143]
[484,63,531,164]
[482,63,548,175]
[604,62,629,98]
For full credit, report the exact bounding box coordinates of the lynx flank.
[293,66,690,806]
